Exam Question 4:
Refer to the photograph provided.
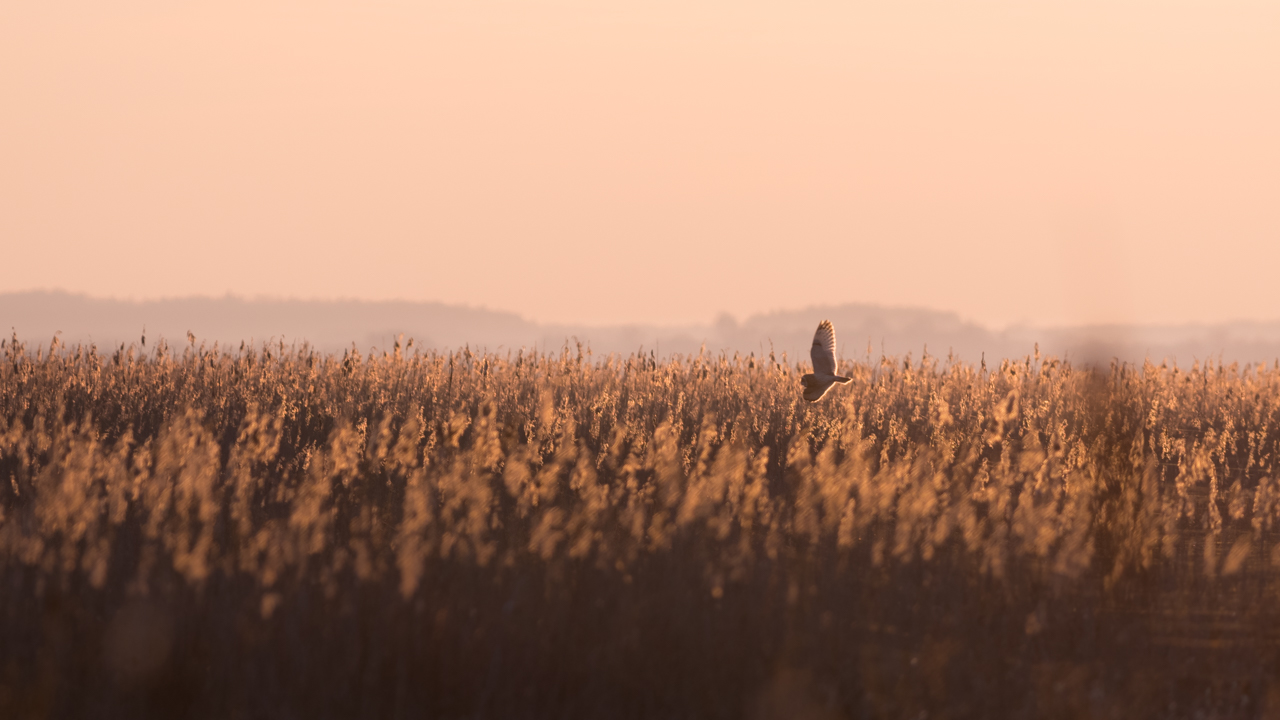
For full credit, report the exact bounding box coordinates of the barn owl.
[801,320,852,402]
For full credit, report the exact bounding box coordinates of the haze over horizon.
[3,1,1277,330]
[10,288,1280,335]
[10,290,1280,368]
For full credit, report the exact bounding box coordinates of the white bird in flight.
[801,320,852,402]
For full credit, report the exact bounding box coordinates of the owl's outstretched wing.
[810,320,837,376]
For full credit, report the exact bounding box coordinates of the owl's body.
[801,320,852,402]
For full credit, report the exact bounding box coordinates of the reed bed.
[3,334,1280,719]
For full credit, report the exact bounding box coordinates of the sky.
[2,1,1277,329]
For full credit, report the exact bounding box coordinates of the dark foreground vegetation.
[3,335,1280,718]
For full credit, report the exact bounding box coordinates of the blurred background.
[9,290,1280,366]
[3,1,1277,360]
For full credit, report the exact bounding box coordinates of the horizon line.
[5,288,1280,334]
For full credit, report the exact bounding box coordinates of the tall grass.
[3,334,1280,718]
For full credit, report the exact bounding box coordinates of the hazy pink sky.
[3,1,1277,328]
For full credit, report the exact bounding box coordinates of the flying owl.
[801,320,852,402]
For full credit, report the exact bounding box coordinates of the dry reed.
[3,335,1280,718]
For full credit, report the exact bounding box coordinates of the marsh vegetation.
[2,335,1279,718]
